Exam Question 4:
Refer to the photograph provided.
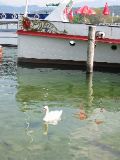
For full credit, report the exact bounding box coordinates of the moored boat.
[17,0,120,71]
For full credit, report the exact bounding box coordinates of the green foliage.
[113,16,120,23]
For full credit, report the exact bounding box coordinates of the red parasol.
[103,2,110,15]
[75,5,96,15]
[68,9,74,22]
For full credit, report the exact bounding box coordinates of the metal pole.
[86,26,96,73]
[24,0,29,17]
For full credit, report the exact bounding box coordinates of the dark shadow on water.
[17,62,120,73]
[1,44,17,47]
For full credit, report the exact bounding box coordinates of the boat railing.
[98,23,120,27]
[0,12,48,22]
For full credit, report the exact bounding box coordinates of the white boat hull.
[17,32,120,69]
[17,0,120,71]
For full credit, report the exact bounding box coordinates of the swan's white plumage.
[43,106,62,125]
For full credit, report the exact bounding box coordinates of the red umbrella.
[75,5,96,15]
[103,2,110,15]
[68,9,74,22]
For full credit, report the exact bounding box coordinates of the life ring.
[34,14,39,19]
[2,13,6,19]
[12,13,18,19]
[22,17,31,29]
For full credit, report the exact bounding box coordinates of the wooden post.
[86,73,93,107]
[86,26,96,73]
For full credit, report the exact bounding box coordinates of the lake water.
[0,46,120,160]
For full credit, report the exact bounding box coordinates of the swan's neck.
[45,108,49,114]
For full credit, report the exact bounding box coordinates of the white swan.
[43,106,62,125]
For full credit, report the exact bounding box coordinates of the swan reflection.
[43,123,48,135]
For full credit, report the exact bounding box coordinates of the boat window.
[111,45,117,50]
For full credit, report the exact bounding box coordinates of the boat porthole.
[69,40,75,46]
[111,45,117,50]
[12,13,18,19]
[34,14,39,19]
[2,13,6,19]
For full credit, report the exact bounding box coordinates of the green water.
[0,47,120,160]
